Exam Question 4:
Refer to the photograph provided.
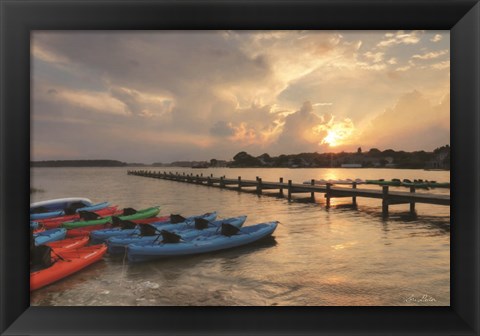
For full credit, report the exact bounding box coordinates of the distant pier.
[127,170,450,217]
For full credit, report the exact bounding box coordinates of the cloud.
[412,50,448,60]
[109,86,174,117]
[377,30,423,48]
[360,90,449,151]
[364,51,385,63]
[431,60,450,70]
[210,121,236,137]
[270,101,356,154]
[431,34,443,42]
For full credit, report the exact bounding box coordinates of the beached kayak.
[62,207,161,229]
[30,198,93,220]
[127,221,278,262]
[65,215,171,238]
[31,202,112,221]
[107,215,247,254]
[31,210,64,221]
[46,236,90,252]
[34,228,67,246]
[90,212,216,244]
[40,206,120,229]
[30,244,107,291]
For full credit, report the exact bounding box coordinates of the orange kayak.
[46,236,89,252]
[39,206,120,229]
[30,244,107,291]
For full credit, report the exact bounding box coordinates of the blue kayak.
[34,228,67,246]
[31,210,64,221]
[30,221,40,229]
[76,201,110,213]
[90,212,217,244]
[127,221,278,262]
[30,201,110,221]
[107,215,247,254]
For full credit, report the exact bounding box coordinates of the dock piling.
[382,186,389,217]
[352,182,357,206]
[288,180,292,201]
[326,183,331,208]
[257,178,263,194]
[310,179,315,202]
[410,186,416,214]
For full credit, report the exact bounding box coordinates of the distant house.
[426,151,449,169]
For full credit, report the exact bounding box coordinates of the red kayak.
[40,206,120,229]
[30,244,107,291]
[46,236,89,252]
[66,215,171,238]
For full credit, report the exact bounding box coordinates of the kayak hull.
[65,215,171,238]
[90,212,216,244]
[40,206,120,229]
[46,236,90,252]
[62,206,160,229]
[34,228,67,246]
[31,202,111,221]
[30,244,107,291]
[127,221,278,262]
[107,215,246,255]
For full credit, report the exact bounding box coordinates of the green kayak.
[62,206,160,229]
[401,182,429,189]
[426,182,450,188]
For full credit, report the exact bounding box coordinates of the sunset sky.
[32,30,450,163]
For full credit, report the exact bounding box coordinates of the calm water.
[30,167,450,306]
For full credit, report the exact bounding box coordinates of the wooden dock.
[127,170,450,217]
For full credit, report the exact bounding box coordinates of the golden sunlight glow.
[323,130,341,147]
[317,118,355,147]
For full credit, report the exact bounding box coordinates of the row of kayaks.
[30,197,279,291]
[303,178,450,189]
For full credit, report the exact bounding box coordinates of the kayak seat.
[122,207,137,216]
[170,214,187,224]
[120,220,137,230]
[161,230,181,243]
[194,217,210,230]
[220,223,240,237]
[139,224,158,236]
[111,216,122,227]
[30,245,53,273]
[31,206,50,214]
[64,202,89,215]
[78,210,101,221]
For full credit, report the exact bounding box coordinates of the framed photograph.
[1,0,479,335]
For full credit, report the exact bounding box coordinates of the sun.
[323,130,341,147]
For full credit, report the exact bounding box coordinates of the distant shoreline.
[30,163,449,171]
[31,146,450,170]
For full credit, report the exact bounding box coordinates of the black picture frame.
[1,0,479,335]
